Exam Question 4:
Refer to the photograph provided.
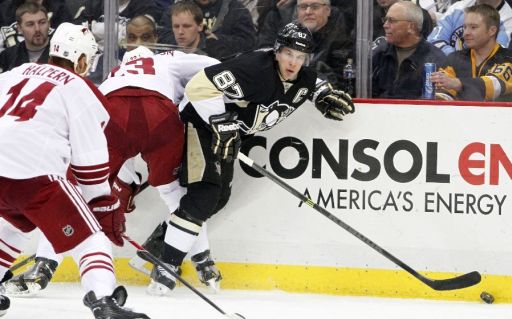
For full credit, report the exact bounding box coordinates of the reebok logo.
[218,123,239,132]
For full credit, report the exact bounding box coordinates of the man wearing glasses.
[372,1,445,98]
[374,0,434,40]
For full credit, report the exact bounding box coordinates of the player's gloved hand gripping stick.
[237,152,481,291]
[210,112,241,162]
[89,195,126,246]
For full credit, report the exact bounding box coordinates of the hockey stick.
[122,235,245,319]
[10,254,36,272]
[237,153,481,291]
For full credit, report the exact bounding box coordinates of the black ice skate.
[4,257,58,296]
[146,263,177,296]
[192,250,222,292]
[83,285,150,319]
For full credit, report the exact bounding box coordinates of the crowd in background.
[0,0,511,101]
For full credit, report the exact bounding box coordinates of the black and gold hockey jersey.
[439,44,512,101]
[180,50,318,135]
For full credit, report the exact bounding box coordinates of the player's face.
[172,11,203,49]
[18,11,49,50]
[276,47,308,81]
[463,12,497,49]
[126,22,157,51]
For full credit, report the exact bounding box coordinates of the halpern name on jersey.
[22,64,76,85]
[218,123,239,132]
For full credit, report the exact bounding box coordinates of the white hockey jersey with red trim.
[0,63,111,201]
[99,50,219,103]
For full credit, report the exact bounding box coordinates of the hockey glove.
[89,195,125,246]
[209,112,241,163]
[314,82,355,121]
[112,177,140,214]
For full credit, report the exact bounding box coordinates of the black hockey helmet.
[274,22,313,54]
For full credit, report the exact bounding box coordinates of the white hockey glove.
[313,82,355,121]
[209,112,241,163]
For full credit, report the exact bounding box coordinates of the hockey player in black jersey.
[148,21,355,294]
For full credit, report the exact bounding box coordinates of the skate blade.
[128,256,151,276]
[206,278,221,293]
[3,282,41,297]
[146,280,172,296]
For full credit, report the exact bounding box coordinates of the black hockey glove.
[209,112,241,163]
[313,82,355,121]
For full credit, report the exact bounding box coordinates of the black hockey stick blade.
[420,271,481,291]
[123,235,246,319]
[237,153,481,291]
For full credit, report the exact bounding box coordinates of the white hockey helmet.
[121,45,154,64]
[50,22,98,76]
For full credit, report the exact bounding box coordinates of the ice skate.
[192,250,222,292]
[83,285,150,319]
[146,263,177,296]
[4,257,58,296]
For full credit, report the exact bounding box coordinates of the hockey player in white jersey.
[0,23,149,319]
[4,45,224,296]
[100,46,224,294]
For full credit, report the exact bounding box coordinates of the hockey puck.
[480,291,494,304]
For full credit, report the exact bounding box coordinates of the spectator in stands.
[159,0,256,60]
[88,15,159,85]
[201,0,256,54]
[170,1,208,54]
[259,0,353,89]
[0,0,70,53]
[0,0,72,29]
[374,0,434,40]
[73,0,160,47]
[428,0,512,55]
[124,14,158,51]
[0,3,49,73]
[372,1,446,98]
[431,4,512,101]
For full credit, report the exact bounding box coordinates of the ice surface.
[4,283,511,319]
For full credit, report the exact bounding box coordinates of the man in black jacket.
[159,0,256,60]
[258,0,353,89]
[0,3,50,73]
[372,1,445,99]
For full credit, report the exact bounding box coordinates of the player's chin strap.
[122,234,245,319]
[237,152,482,291]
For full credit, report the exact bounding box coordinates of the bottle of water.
[343,58,356,96]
